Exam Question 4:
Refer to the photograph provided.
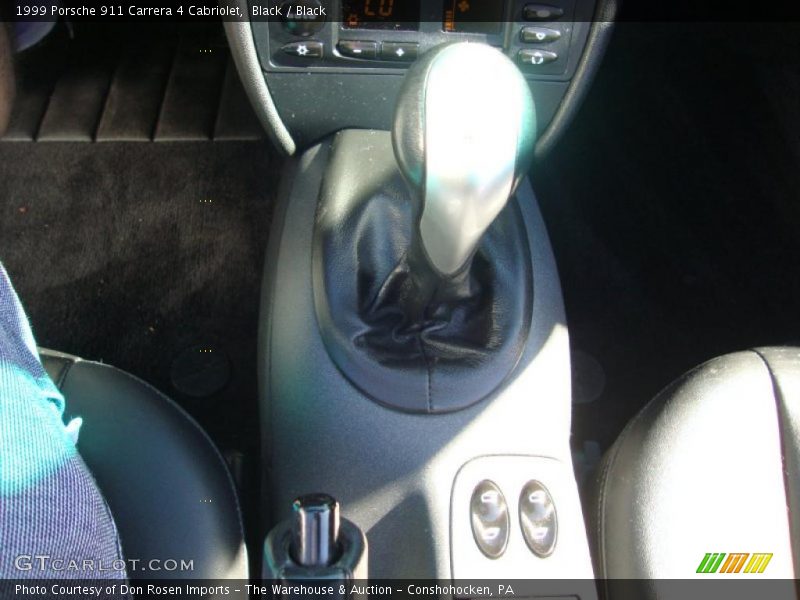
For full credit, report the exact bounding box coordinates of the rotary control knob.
[280,0,327,37]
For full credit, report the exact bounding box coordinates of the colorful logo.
[696,553,773,574]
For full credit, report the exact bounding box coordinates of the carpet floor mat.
[0,141,279,458]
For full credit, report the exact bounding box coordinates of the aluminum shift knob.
[393,42,537,277]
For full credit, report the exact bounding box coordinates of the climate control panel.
[250,0,597,80]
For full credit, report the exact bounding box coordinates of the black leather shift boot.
[312,130,532,413]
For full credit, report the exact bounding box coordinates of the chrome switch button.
[522,4,565,20]
[282,41,324,58]
[380,42,419,62]
[470,480,509,559]
[337,40,378,59]
[518,49,559,66]
[520,26,562,43]
[519,480,557,557]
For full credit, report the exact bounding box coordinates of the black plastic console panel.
[253,0,593,78]
[225,0,617,153]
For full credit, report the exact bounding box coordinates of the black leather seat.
[593,347,799,582]
[40,349,248,580]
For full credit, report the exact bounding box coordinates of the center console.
[258,130,595,583]
[224,0,616,589]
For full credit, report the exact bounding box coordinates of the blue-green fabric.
[0,263,126,579]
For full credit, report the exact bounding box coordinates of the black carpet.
[537,23,800,451]
[0,142,279,457]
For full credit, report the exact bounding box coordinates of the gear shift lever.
[393,43,536,278]
[313,42,537,413]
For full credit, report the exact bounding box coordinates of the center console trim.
[257,129,587,577]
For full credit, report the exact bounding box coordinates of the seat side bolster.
[592,350,795,581]
[754,347,800,576]
[40,351,248,580]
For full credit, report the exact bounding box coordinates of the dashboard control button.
[282,40,324,58]
[338,40,378,59]
[523,4,565,20]
[518,48,558,66]
[380,42,420,62]
[520,26,562,43]
[470,480,509,559]
[519,481,557,557]
[281,0,327,37]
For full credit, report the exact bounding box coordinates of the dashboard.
[234,0,614,152]
[259,0,588,77]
